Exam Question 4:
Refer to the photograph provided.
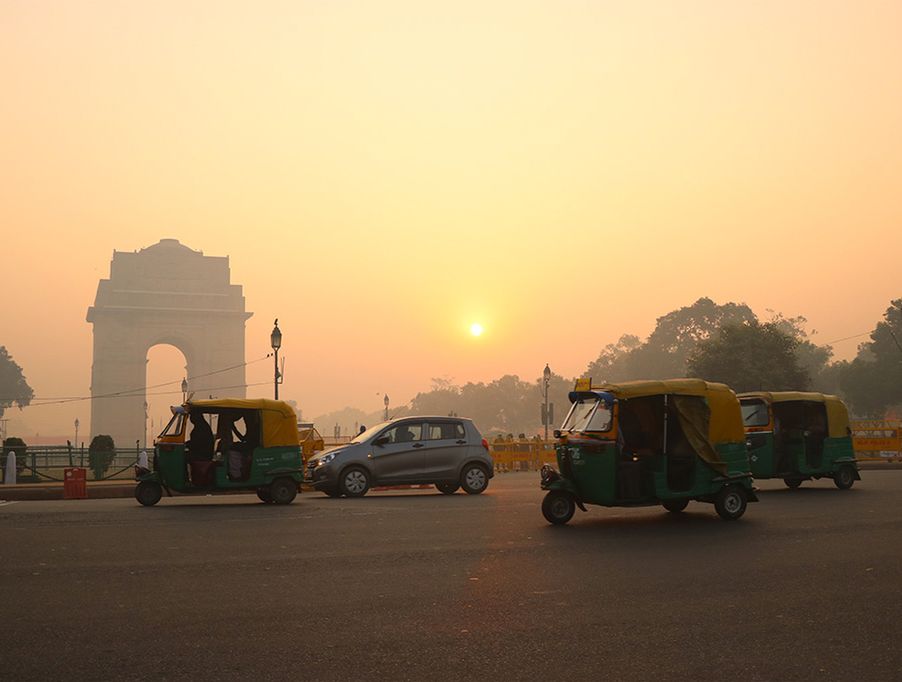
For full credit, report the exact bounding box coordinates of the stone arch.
[86,239,252,448]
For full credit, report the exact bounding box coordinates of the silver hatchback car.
[306,416,493,497]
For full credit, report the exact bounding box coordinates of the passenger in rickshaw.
[186,411,215,486]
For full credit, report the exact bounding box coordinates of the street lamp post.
[271,319,282,400]
[384,394,389,421]
[542,364,552,442]
[143,401,148,449]
[74,417,79,451]
[181,377,188,403]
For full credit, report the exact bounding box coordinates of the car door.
[370,421,426,483]
[420,420,468,481]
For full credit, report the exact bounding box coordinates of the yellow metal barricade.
[852,419,902,461]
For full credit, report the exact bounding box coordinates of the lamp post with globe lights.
[271,319,283,400]
[542,364,553,442]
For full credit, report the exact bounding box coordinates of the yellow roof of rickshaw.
[590,378,745,445]
[738,391,850,439]
[187,398,300,448]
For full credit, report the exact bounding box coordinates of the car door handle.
[456,440,466,445]
[412,443,424,448]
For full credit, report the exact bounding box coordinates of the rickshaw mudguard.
[540,477,587,511]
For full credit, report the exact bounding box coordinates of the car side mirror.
[373,436,389,447]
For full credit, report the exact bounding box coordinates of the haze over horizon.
[2,1,900,439]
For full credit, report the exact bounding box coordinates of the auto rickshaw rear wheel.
[436,483,459,495]
[270,477,298,505]
[135,481,163,507]
[662,499,689,513]
[256,487,273,503]
[542,491,576,525]
[783,477,802,489]
[714,485,747,521]
[834,466,856,490]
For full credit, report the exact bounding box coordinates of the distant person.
[359,425,366,435]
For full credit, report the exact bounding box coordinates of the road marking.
[0,500,19,506]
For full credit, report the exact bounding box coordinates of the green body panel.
[747,433,856,479]
[144,444,303,493]
[549,440,754,508]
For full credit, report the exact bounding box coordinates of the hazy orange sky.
[2,1,901,439]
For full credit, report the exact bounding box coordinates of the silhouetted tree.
[687,320,809,392]
[0,347,34,418]
[88,435,117,481]
[839,300,902,416]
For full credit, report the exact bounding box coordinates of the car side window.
[384,423,423,444]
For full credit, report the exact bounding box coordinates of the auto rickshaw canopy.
[187,399,300,448]
[592,379,745,448]
[739,391,850,439]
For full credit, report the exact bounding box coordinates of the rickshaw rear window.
[741,400,769,427]
[562,397,613,433]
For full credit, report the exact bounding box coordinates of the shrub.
[88,435,116,480]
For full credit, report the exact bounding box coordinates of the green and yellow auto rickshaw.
[738,391,859,490]
[540,379,758,524]
[135,398,304,506]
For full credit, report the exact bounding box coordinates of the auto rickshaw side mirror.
[373,436,389,447]
[553,429,562,439]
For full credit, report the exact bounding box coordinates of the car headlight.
[316,452,337,466]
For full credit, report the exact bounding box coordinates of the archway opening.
[146,344,189,448]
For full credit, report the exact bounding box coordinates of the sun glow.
[469,323,484,337]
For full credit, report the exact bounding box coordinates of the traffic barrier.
[852,419,902,461]
[490,440,556,472]
[63,468,87,499]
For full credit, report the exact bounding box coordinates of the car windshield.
[562,397,613,433]
[741,400,769,427]
[350,421,391,444]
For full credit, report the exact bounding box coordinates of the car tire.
[714,485,747,521]
[542,491,575,525]
[834,466,856,490]
[339,467,371,498]
[256,487,273,503]
[662,499,689,513]
[135,481,163,507]
[460,464,489,495]
[783,477,802,489]
[435,483,459,495]
[270,477,298,505]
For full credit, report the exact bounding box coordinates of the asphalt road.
[1,472,900,681]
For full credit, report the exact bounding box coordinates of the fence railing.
[2,445,144,482]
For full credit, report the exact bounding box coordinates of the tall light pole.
[181,377,188,403]
[383,394,390,421]
[271,319,282,400]
[143,401,148,449]
[542,364,552,441]
[74,417,79,451]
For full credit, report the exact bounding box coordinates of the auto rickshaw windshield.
[562,397,613,433]
[740,400,769,427]
[159,409,186,438]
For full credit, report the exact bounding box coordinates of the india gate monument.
[86,239,252,448]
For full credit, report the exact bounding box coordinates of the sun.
[469,323,484,337]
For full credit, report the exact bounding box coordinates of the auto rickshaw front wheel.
[269,477,298,505]
[135,481,163,507]
[833,466,856,490]
[714,485,748,521]
[542,491,576,525]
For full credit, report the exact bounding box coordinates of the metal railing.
[2,445,144,482]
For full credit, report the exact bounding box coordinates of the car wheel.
[270,477,298,505]
[542,491,575,525]
[783,477,802,489]
[834,466,856,490]
[714,485,747,521]
[256,487,273,503]
[340,467,370,497]
[662,499,689,513]
[135,481,162,507]
[460,464,489,495]
[435,483,459,495]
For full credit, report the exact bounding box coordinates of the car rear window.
[426,422,465,441]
